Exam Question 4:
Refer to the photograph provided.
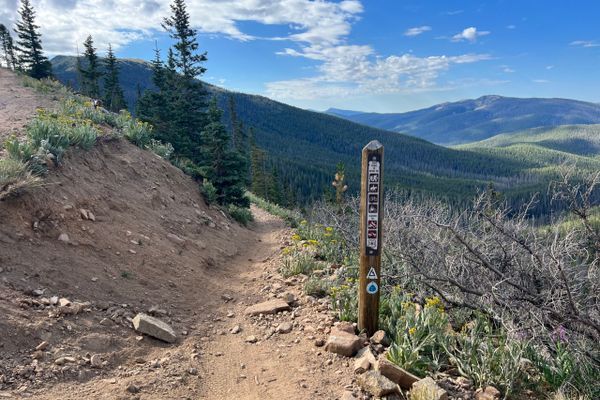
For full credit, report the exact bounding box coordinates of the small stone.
[370,330,390,346]
[87,211,95,222]
[90,354,102,368]
[356,370,399,397]
[231,325,241,334]
[410,377,448,400]
[188,368,198,376]
[282,292,296,304]
[166,233,185,245]
[126,384,140,394]
[49,296,58,305]
[376,357,419,389]
[340,391,356,400]
[244,299,291,316]
[226,311,234,318]
[324,328,363,357]
[476,386,501,400]
[35,341,49,351]
[58,233,70,243]
[132,313,177,343]
[276,322,293,334]
[58,298,71,307]
[91,277,98,282]
[354,347,376,374]
[314,338,325,347]
[245,335,257,343]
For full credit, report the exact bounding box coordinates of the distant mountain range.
[49,56,600,213]
[326,96,600,145]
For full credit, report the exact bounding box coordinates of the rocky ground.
[0,68,500,399]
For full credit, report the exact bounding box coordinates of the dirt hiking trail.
[0,68,354,399]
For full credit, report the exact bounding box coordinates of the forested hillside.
[460,124,600,156]
[50,56,600,213]
[327,96,600,145]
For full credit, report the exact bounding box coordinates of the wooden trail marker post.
[358,140,384,336]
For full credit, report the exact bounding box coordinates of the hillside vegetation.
[51,57,600,214]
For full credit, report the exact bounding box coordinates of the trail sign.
[358,140,384,336]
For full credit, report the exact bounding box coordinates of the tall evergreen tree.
[139,0,209,163]
[0,24,17,69]
[78,35,102,98]
[102,44,126,111]
[161,0,206,79]
[200,99,249,207]
[14,0,51,78]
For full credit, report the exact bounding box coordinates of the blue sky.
[1,0,599,112]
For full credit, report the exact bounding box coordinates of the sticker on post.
[366,281,378,294]
[367,267,378,280]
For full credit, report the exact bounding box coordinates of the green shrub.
[26,119,70,163]
[4,136,35,162]
[280,253,320,277]
[0,158,41,199]
[382,291,451,377]
[147,139,174,160]
[122,120,152,148]
[228,204,253,226]
[68,124,98,150]
[329,281,358,321]
[201,180,218,205]
[444,315,527,396]
[172,157,205,180]
[304,276,331,297]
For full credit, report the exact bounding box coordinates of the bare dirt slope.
[0,70,353,399]
[0,68,57,149]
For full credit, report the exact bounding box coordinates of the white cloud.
[452,27,490,42]
[500,65,515,73]
[0,0,364,54]
[506,24,516,29]
[570,40,599,48]
[546,65,554,70]
[267,51,491,100]
[404,26,431,37]
[533,79,549,83]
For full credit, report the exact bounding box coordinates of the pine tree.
[139,0,209,164]
[200,99,249,207]
[0,24,17,69]
[162,0,207,79]
[102,44,127,111]
[14,0,51,78]
[78,35,102,98]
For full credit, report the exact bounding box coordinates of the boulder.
[376,357,419,389]
[132,313,177,343]
[325,328,363,357]
[244,299,291,316]
[356,370,399,397]
[410,377,448,400]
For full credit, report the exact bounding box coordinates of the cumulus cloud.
[0,0,363,54]
[404,26,431,37]
[452,27,490,42]
[267,50,491,100]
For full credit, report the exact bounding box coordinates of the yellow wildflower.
[409,327,416,335]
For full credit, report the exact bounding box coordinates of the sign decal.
[366,281,379,294]
[367,267,378,280]
[365,154,381,255]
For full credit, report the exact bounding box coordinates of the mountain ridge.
[325,95,600,145]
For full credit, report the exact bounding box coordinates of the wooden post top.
[363,140,383,151]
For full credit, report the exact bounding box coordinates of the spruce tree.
[14,0,51,78]
[102,44,127,111]
[0,24,17,69]
[161,0,208,163]
[200,99,249,207]
[78,35,102,98]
